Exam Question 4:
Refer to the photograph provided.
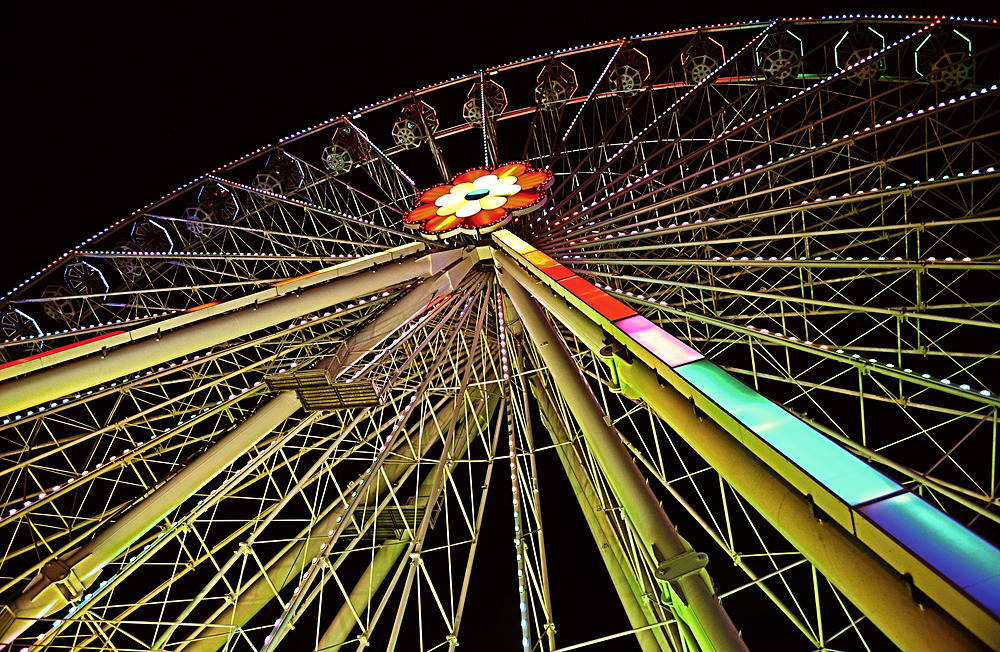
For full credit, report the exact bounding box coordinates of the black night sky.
[4,0,992,292]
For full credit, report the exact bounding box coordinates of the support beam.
[179,391,497,652]
[0,247,467,418]
[498,269,747,652]
[313,388,501,651]
[495,248,990,651]
[532,376,673,652]
[616,358,988,652]
[323,255,477,378]
[0,392,300,649]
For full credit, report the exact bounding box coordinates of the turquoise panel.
[675,360,901,506]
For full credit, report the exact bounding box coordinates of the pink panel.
[615,315,703,367]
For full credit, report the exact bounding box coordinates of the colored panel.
[964,574,1000,615]
[676,360,901,506]
[0,331,125,371]
[495,231,536,256]
[615,315,703,368]
[558,276,636,322]
[523,250,575,281]
[858,493,1000,606]
[185,301,221,312]
[524,251,573,281]
[272,269,323,287]
[495,230,575,281]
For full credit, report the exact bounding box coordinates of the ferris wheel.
[1,14,999,652]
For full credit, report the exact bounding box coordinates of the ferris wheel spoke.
[377,304,490,652]
[39,407,340,650]
[591,273,1000,403]
[612,403,825,646]
[150,210,393,254]
[436,395,506,650]
[580,272,999,507]
[548,41,627,169]
[308,379,501,650]
[523,32,689,218]
[376,286,482,393]
[0,335,318,508]
[342,116,419,193]
[584,268,1000,334]
[537,32,825,240]
[167,411,410,650]
[92,444,361,649]
[0,245,458,418]
[528,372,682,650]
[259,282,489,651]
[556,138,1000,254]
[75,251,363,267]
[165,380,468,649]
[326,267,478,384]
[8,278,300,323]
[207,174,416,242]
[540,22,781,233]
[542,93,1000,251]
[324,172,405,215]
[5,286,428,600]
[555,224,997,300]
[2,391,301,648]
[279,136,416,220]
[537,20,979,245]
[509,346,559,649]
[266,407,454,622]
[556,219,1000,285]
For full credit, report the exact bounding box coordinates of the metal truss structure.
[1,14,999,652]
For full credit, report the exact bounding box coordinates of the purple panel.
[965,574,1000,616]
[858,492,1000,616]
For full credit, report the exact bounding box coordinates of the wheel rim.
[1,15,998,652]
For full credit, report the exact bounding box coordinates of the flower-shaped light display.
[403,162,553,239]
